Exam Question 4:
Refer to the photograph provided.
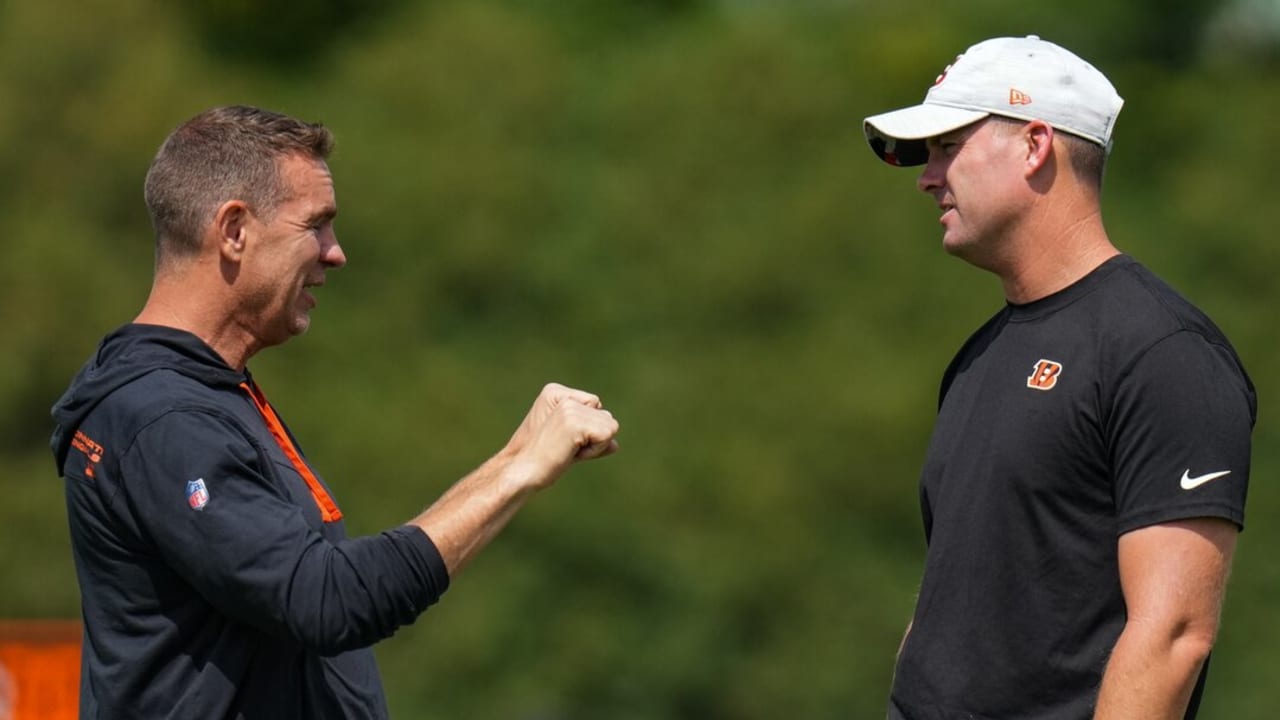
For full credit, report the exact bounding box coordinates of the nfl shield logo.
[186,478,210,511]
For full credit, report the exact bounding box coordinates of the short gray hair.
[143,105,334,266]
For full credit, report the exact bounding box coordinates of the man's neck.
[998,196,1118,304]
[135,276,258,372]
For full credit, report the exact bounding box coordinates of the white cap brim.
[863,103,990,166]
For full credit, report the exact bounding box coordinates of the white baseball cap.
[864,35,1124,166]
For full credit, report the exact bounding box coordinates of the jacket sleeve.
[117,406,450,654]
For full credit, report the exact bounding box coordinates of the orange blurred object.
[0,621,80,720]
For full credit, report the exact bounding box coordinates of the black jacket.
[51,324,450,719]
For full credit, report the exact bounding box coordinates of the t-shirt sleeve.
[119,407,449,653]
[1109,330,1254,534]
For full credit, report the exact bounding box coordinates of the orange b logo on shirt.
[1027,359,1063,390]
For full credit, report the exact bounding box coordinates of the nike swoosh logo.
[1180,469,1232,490]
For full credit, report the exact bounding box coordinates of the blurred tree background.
[3,0,1278,716]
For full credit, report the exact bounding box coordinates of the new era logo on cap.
[863,35,1124,167]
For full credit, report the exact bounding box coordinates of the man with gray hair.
[864,37,1254,718]
[51,105,621,718]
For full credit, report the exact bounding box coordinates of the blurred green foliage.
[3,0,1278,717]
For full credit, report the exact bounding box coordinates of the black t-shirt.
[889,256,1255,720]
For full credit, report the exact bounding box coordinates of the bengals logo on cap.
[1027,359,1063,391]
[934,54,963,86]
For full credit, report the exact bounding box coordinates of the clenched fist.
[411,382,622,576]
[503,383,621,491]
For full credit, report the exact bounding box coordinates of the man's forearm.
[1093,621,1213,719]
[409,449,536,578]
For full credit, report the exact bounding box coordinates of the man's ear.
[213,200,251,262]
[1024,120,1054,177]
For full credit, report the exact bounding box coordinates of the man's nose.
[917,153,943,194]
[322,233,346,269]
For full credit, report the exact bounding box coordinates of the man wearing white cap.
[865,36,1255,719]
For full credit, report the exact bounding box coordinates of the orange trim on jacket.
[240,381,343,523]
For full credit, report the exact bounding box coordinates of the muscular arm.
[1093,517,1238,719]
